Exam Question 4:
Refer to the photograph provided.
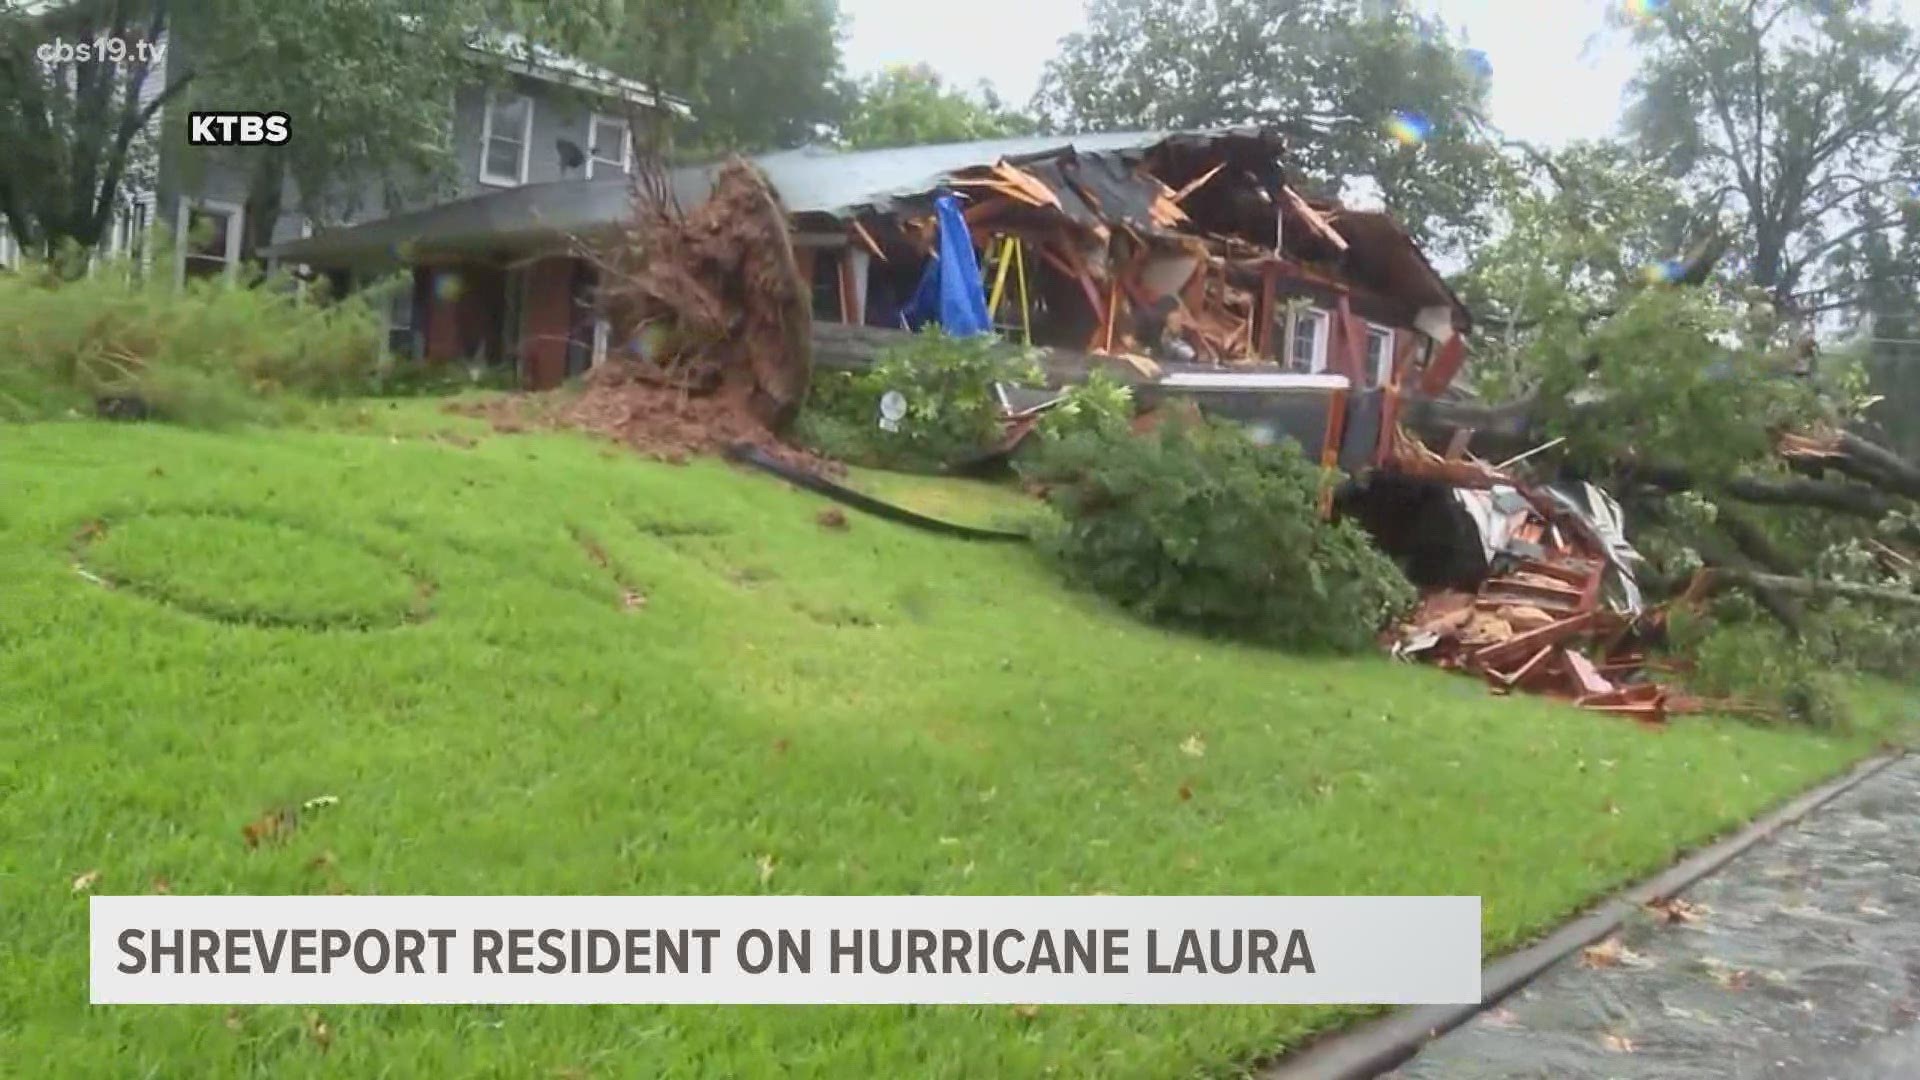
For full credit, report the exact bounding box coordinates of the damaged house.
[268,127,1680,718]
[265,128,1469,449]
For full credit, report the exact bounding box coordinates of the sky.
[833,0,1722,149]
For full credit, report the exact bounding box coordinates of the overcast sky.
[837,0,1917,149]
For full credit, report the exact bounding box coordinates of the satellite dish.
[556,139,585,171]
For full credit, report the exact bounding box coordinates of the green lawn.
[1,409,1912,1078]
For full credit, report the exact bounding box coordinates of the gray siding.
[161,70,632,263]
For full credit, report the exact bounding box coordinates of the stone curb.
[1260,750,1907,1080]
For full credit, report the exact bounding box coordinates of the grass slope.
[1,411,1912,1078]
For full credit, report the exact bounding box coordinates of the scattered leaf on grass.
[302,794,339,812]
[622,589,647,611]
[1180,734,1206,758]
[223,1009,244,1032]
[816,508,848,531]
[150,875,171,894]
[1601,1032,1636,1054]
[1012,1004,1040,1020]
[772,738,791,755]
[242,808,294,849]
[306,1010,333,1053]
[756,854,776,886]
[71,869,100,894]
[1177,784,1193,802]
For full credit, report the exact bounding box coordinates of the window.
[1364,325,1394,388]
[388,279,418,358]
[178,200,242,282]
[1288,308,1329,373]
[502,264,529,367]
[480,91,534,186]
[0,219,15,270]
[809,249,844,322]
[125,201,151,267]
[587,113,630,178]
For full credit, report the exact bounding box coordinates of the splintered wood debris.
[1384,431,1701,724]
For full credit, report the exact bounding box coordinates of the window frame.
[1288,307,1330,374]
[175,197,244,285]
[386,274,420,359]
[586,112,631,178]
[479,90,535,187]
[0,219,15,269]
[1363,323,1395,388]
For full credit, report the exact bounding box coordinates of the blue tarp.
[903,194,992,336]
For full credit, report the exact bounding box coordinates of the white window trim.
[479,90,535,187]
[0,220,16,269]
[1291,307,1331,374]
[1364,323,1395,388]
[174,197,244,285]
[586,112,632,178]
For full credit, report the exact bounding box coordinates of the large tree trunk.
[1706,568,1920,611]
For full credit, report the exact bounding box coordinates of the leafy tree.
[1,0,181,258]
[1619,0,1920,316]
[840,64,1036,150]
[1033,0,1502,249]
[1454,140,1703,395]
[679,0,846,152]
[0,0,619,261]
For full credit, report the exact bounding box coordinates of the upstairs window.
[587,114,630,177]
[480,91,533,186]
[179,200,242,282]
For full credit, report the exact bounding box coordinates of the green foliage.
[1457,141,1701,396]
[1668,606,1851,730]
[0,256,382,427]
[4,407,1908,1076]
[1797,538,1920,682]
[678,0,847,152]
[1035,0,1502,250]
[1618,0,1920,310]
[840,64,1036,149]
[1018,418,1415,652]
[797,329,1043,469]
[1035,369,1135,442]
[1531,287,1819,481]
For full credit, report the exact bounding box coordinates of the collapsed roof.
[265,128,1469,332]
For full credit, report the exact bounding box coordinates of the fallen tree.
[590,156,813,432]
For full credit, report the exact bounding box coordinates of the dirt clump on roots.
[457,366,838,474]
[452,156,833,472]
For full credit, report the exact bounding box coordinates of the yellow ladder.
[982,234,1032,345]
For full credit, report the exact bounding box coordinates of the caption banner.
[92,895,1480,1005]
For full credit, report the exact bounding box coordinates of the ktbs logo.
[188,112,291,146]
